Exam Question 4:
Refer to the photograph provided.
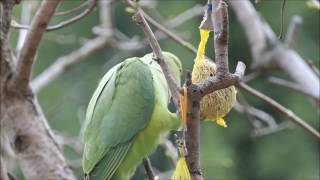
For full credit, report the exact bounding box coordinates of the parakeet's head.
[142,52,182,85]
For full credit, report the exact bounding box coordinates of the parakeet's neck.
[195,29,210,65]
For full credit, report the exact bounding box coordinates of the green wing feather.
[83,57,155,179]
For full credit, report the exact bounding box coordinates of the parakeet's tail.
[85,143,131,180]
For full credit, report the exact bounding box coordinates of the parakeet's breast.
[192,60,236,120]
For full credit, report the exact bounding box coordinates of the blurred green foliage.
[9,0,319,179]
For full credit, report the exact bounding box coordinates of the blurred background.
[9,0,319,179]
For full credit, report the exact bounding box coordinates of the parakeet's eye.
[210,73,213,77]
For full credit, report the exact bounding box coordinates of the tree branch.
[133,9,181,108]
[285,15,302,48]
[16,1,38,53]
[143,158,156,180]
[132,1,246,179]
[11,0,96,32]
[228,0,320,101]
[54,0,89,16]
[143,12,197,54]
[11,0,61,92]
[137,0,318,142]
[238,82,320,141]
[267,76,318,100]
[31,36,112,93]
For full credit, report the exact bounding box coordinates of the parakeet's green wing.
[83,58,155,179]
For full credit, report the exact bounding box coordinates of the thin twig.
[143,158,156,180]
[143,12,197,55]
[242,71,261,82]
[11,0,96,32]
[268,77,318,100]
[11,0,61,92]
[278,0,286,39]
[133,9,181,107]
[164,4,204,28]
[253,122,292,137]
[54,1,89,16]
[238,82,320,141]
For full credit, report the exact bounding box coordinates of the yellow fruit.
[192,29,236,127]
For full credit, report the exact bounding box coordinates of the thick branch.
[228,0,319,101]
[11,0,61,92]
[0,0,15,65]
[212,0,229,73]
[285,15,302,48]
[140,2,319,142]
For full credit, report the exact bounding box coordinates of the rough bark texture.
[1,0,76,179]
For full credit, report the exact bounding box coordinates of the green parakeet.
[82,52,182,180]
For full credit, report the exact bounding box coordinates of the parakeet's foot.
[216,118,228,128]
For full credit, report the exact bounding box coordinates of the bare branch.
[143,12,197,54]
[11,0,61,92]
[242,71,261,82]
[228,0,320,102]
[16,1,38,53]
[98,0,113,30]
[285,15,302,48]
[253,122,293,137]
[31,36,112,93]
[268,77,318,100]
[164,4,204,29]
[238,82,320,141]
[278,0,286,39]
[54,0,89,16]
[306,59,320,78]
[46,0,96,31]
[139,0,318,142]
[10,0,96,32]
[133,9,181,108]
[143,158,156,180]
